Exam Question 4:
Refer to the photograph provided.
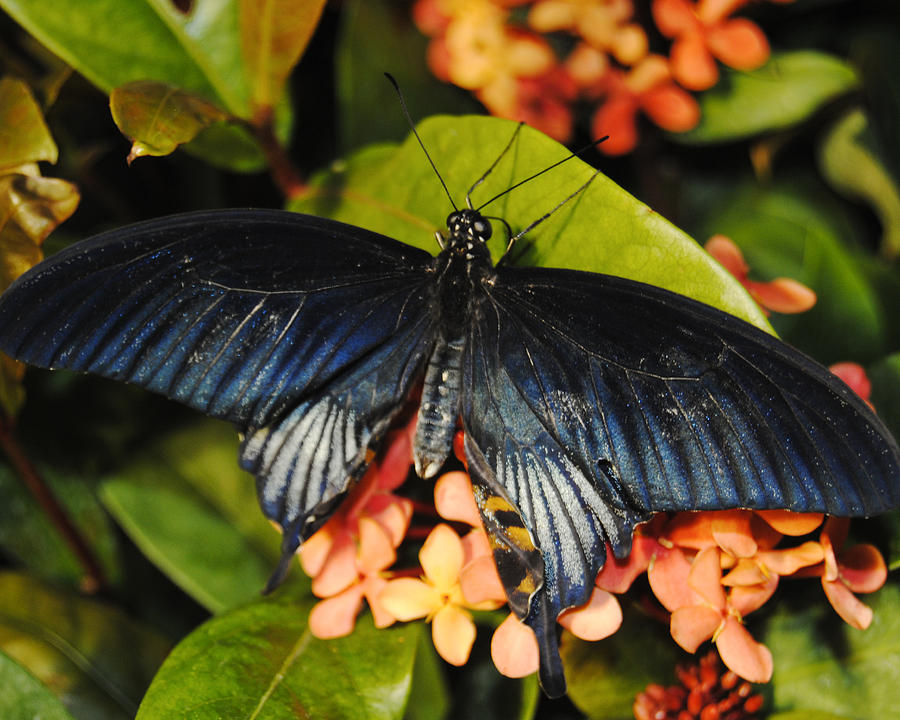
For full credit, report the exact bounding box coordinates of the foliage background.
[0,1,899,718]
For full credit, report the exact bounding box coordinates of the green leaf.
[0,463,119,586]
[335,0,480,151]
[0,572,171,720]
[0,0,271,170]
[136,583,419,720]
[562,605,681,719]
[288,115,770,331]
[110,81,229,163]
[695,180,885,363]
[0,76,57,169]
[0,651,77,720]
[676,51,858,144]
[240,0,327,113]
[819,108,900,260]
[99,420,283,613]
[763,582,900,718]
[403,624,449,720]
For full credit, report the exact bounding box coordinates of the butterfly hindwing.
[0,209,438,558]
[463,263,900,695]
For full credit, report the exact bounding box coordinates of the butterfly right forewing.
[0,208,440,565]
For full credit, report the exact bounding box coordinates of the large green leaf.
[677,51,858,144]
[0,650,77,720]
[763,583,900,718]
[0,572,170,720]
[289,115,770,331]
[100,420,283,613]
[696,180,885,363]
[136,583,420,720]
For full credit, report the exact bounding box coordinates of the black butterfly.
[1,142,898,699]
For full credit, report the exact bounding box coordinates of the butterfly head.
[447,208,492,247]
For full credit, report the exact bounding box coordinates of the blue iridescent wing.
[0,209,437,567]
[463,265,900,697]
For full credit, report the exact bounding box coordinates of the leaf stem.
[0,416,107,592]
[248,108,307,201]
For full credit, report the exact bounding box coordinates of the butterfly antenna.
[498,170,601,265]
[476,135,609,213]
[465,122,525,209]
[385,73,457,212]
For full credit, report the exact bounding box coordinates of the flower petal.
[822,578,874,630]
[652,0,699,37]
[595,536,657,593]
[688,547,726,609]
[706,18,769,71]
[748,278,817,315]
[648,545,697,611]
[830,362,872,404]
[705,234,749,280]
[308,584,366,639]
[492,613,539,678]
[299,523,337,578]
[711,510,757,558]
[592,93,639,156]
[357,516,396,573]
[641,83,701,132]
[434,471,482,526]
[757,542,825,576]
[755,510,823,537]
[420,524,465,592]
[361,575,395,629]
[311,532,358,598]
[671,606,721,652]
[460,555,507,607]
[729,574,778,616]
[670,32,719,91]
[838,544,887,594]
[715,616,773,683]
[432,604,476,666]
[379,578,441,621]
[558,588,623,641]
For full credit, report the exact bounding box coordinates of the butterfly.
[0,123,898,699]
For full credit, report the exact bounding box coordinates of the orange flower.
[591,55,700,155]
[481,66,578,141]
[528,0,648,65]
[705,234,817,315]
[669,546,774,682]
[652,0,770,91]
[379,523,506,665]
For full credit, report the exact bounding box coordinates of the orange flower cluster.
[596,509,887,682]
[412,0,788,153]
[302,425,621,676]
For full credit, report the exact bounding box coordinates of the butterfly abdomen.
[414,335,465,478]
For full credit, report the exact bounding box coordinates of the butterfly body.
[1,204,898,698]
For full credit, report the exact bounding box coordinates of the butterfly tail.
[528,592,566,698]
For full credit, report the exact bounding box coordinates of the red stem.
[0,416,107,592]
[249,107,307,201]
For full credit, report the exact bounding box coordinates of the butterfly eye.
[473,218,492,241]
